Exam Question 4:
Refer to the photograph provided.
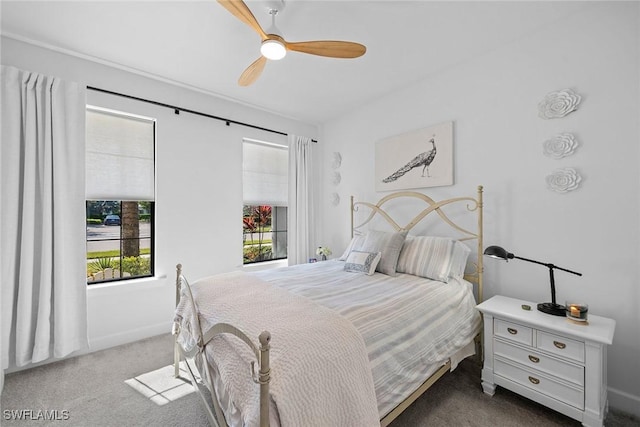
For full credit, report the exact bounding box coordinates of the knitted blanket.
[174,271,379,427]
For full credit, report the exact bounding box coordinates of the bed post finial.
[259,331,271,347]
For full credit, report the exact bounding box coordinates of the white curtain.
[1,66,88,385]
[287,134,314,265]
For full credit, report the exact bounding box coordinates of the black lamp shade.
[483,245,514,261]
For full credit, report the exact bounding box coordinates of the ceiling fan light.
[261,39,286,60]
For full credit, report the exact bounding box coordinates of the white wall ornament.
[543,133,579,159]
[331,171,341,186]
[329,152,342,205]
[331,152,342,169]
[546,168,582,193]
[538,88,582,119]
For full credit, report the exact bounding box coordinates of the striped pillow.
[358,230,408,276]
[396,236,470,283]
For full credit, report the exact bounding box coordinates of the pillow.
[449,240,471,279]
[338,234,365,261]
[396,236,470,282]
[358,230,408,276]
[344,251,382,275]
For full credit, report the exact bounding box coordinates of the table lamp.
[483,245,582,316]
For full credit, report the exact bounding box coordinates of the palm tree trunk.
[121,201,139,257]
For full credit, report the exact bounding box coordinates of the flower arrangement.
[316,246,332,260]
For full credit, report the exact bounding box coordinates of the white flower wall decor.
[538,88,582,119]
[329,152,342,206]
[546,168,582,193]
[331,152,342,169]
[543,133,579,159]
[332,171,342,186]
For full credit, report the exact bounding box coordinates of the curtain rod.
[87,86,317,143]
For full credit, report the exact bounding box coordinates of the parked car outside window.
[103,214,121,226]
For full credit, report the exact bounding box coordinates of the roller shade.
[243,140,288,206]
[86,107,155,200]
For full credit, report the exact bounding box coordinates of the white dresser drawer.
[536,330,585,363]
[478,296,615,427]
[494,358,584,410]
[494,319,533,346]
[493,339,584,387]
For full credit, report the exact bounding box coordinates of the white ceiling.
[1,1,591,124]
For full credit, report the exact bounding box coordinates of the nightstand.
[477,295,615,427]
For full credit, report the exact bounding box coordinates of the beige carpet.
[2,333,637,426]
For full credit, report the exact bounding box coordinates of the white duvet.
[175,260,481,425]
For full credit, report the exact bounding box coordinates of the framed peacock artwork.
[375,121,454,191]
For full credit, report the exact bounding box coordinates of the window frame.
[242,137,289,265]
[85,106,157,284]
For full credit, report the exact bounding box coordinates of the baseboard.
[5,322,172,375]
[608,386,640,419]
[87,321,172,353]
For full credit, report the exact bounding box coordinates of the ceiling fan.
[217,0,367,86]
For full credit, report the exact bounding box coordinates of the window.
[85,107,155,283]
[242,138,288,264]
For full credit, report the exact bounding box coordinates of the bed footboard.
[173,264,271,427]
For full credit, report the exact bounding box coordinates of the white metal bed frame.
[173,185,484,427]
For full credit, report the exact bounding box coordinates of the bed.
[173,186,484,426]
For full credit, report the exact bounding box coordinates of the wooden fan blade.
[238,56,267,86]
[217,0,267,40]
[285,40,366,58]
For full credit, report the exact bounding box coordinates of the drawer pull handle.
[528,355,540,363]
[529,376,540,385]
[507,328,518,335]
[553,341,566,349]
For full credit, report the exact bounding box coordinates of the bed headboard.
[350,185,484,303]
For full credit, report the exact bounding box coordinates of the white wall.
[318,2,640,416]
[1,36,318,366]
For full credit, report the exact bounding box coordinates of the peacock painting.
[382,137,436,183]
[375,121,453,191]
